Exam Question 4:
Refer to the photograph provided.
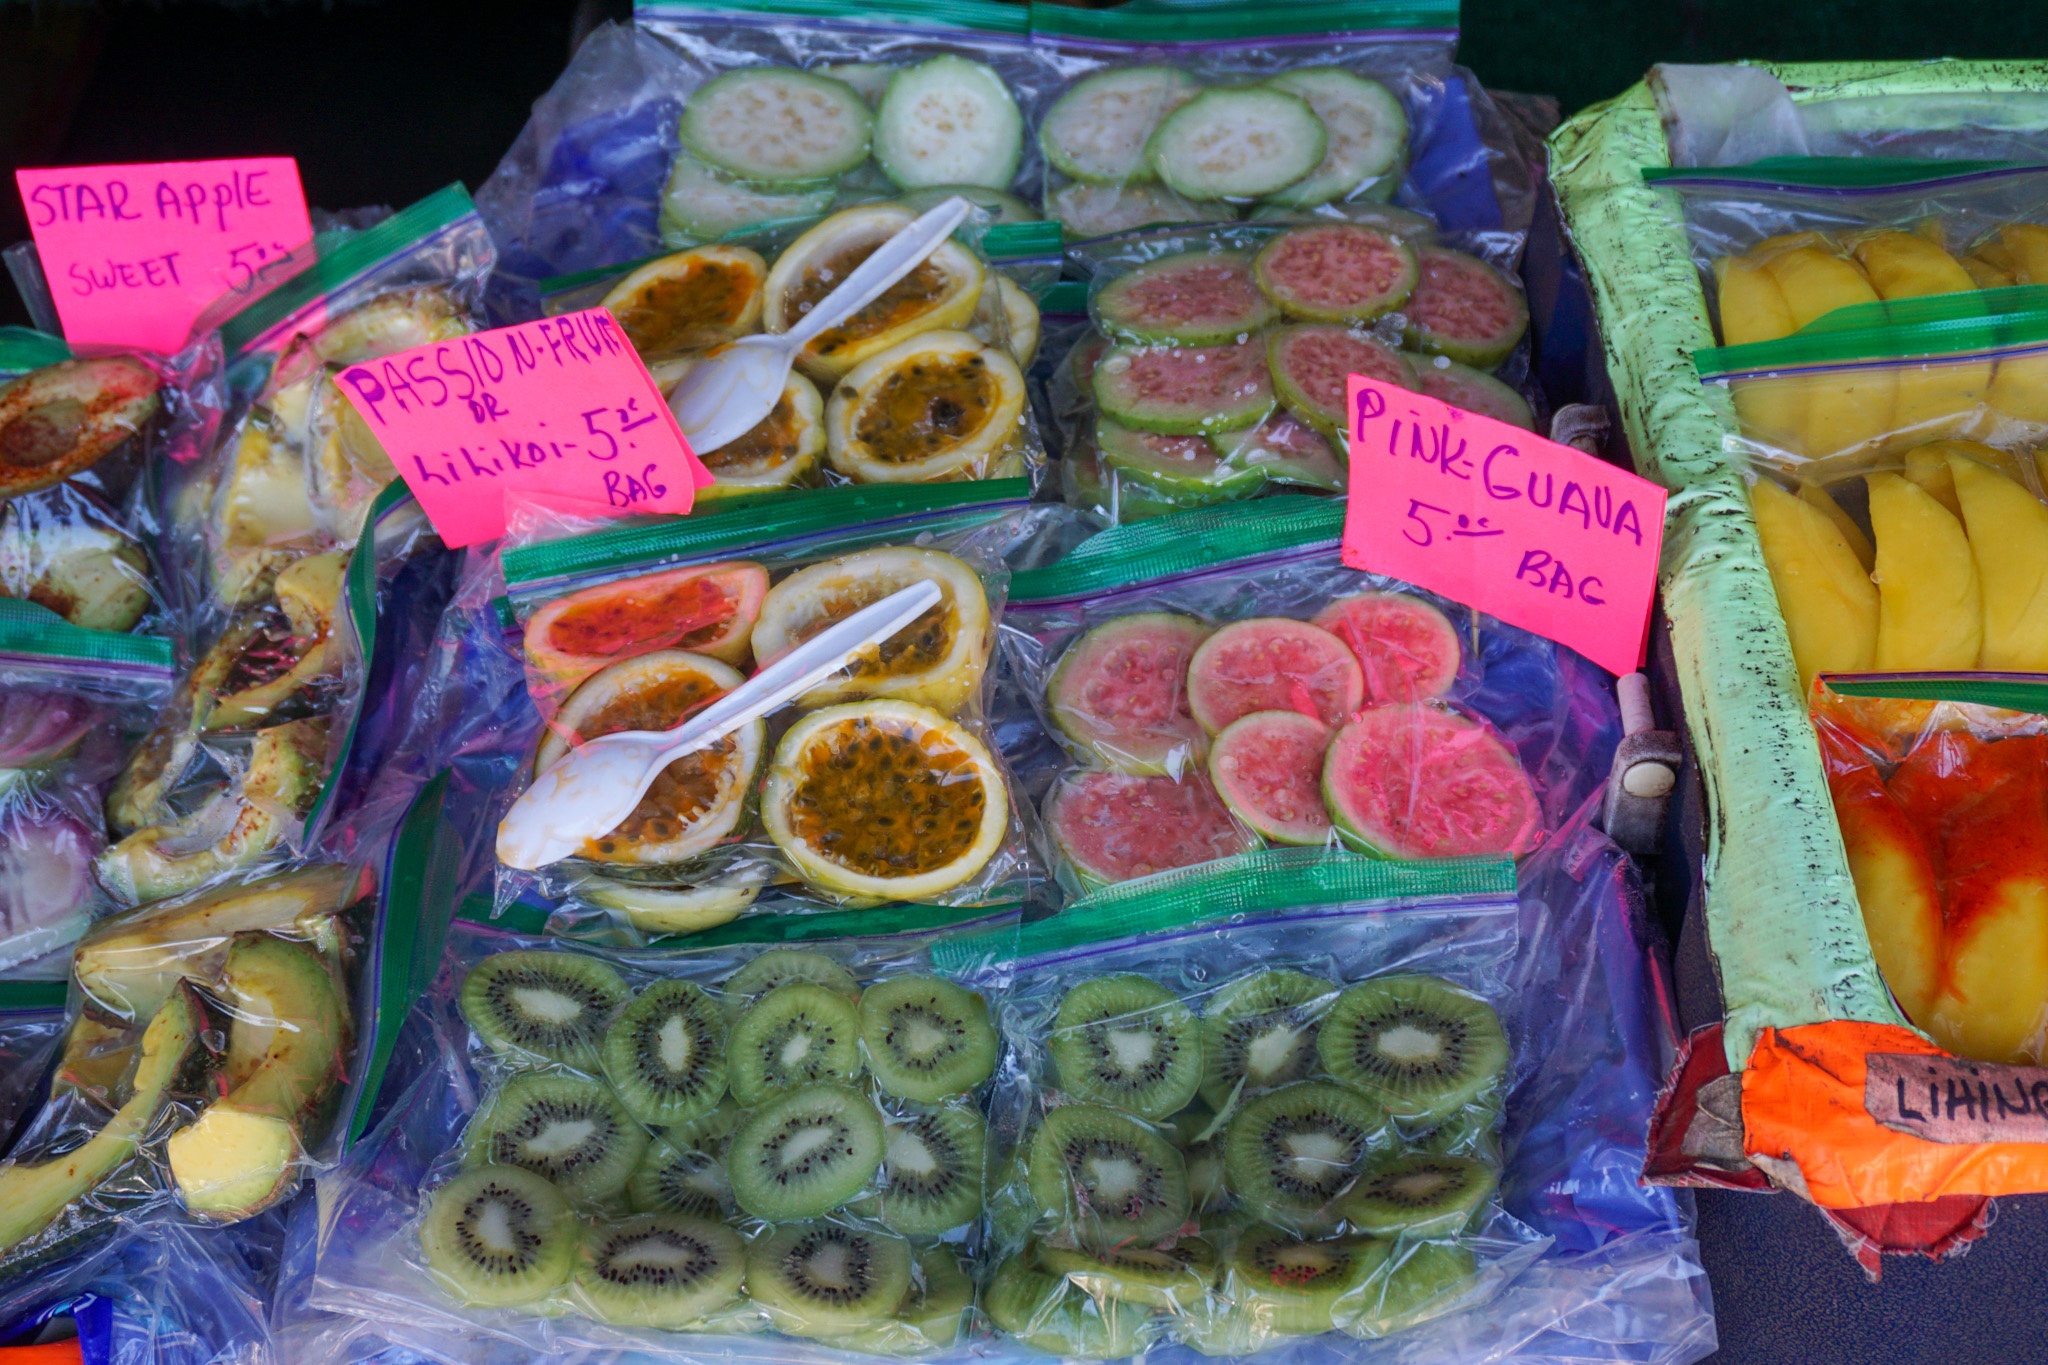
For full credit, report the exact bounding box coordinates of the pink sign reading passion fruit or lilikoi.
[336,308,712,549]
[1341,374,1666,677]
[17,158,313,354]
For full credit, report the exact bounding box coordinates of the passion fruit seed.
[708,390,803,475]
[787,716,988,876]
[567,672,740,858]
[791,594,953,680]
[615,263,757,354]
[790,247,950,358]
[854,356,996,462]
[550,579,735,657]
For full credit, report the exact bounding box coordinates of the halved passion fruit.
[601,245,768,358]
[761,700,1008,901]
[762,205,985,383]
[751,548,988,714]
[824,331,1027,484]
[696,375,826,501]
[524,561,770,690]
[535,651,762,866]
[0,357,161,499]
[576,866,770,936]
[968,276,1042,368]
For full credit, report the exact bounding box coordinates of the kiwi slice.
[1224,1227,1386,1336]
[1040,1236,1217,1311]
[1199,969,1335,1111]
[728,1080,885,1220]
[1334,1153,1495,1237]
[466,1073,648,1208]
[625,1136,735,1218]
[1222,1081,1389,1233]
[1186,1142,1228,1213]
[745,1221,914,1336]
[1351,1239,1477,1336]
[1317,975,1509,1123]
[1410,1101,1504,1162]
[1027,1103,1189,1246]
[858,974,999,1102]
[866,1102,987,1236]
[986,1148,1042,1247]
[666,1099,742,1154]
[1049,974,1203,1120]
[572,1212,746,1328]
[729,982,864,1105]
[1178,1303,1266,1357]
[1165,1100,1223,1148]
[419,1165,577,1308]
[820,1247,974,1355]
[724,949,861,1011]
[460,950,628,1071]
[601,978,728,1126]
[984,1251,1148,1359]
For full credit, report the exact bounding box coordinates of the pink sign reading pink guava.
[18,158,312,354]
[336,308,713,549]
[1342,374,1666,677]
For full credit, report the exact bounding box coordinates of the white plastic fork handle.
[782,196,973,349]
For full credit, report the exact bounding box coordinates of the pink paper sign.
[18,158,312,354]
[336,308,713,549]
[1342,375,1666,677]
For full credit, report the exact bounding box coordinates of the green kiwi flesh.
[818,1247,973,1355]
[871,1103,986,1235]
[466,1073,648,1208]
[1317,975,1508,1122]
[858,974,999,1102]
[1027,1102,1189,1246]
[745,1221,914,1334]
[1222,1081,1388,1232]
[460,950,628,1071]
[1223,1228,1386,1336]
[1039,1236,1217,1311]
[1334,1153,1495,1237]
[724,950,861,1009]
[1049,974,1203,1120]
[666,1099,741,1154]
[419,1165,577,1307]
[728,1080,885,1220]
[1349,1239,1477,1337]
[625,1137,734,1218]
[601,978,728,1126]
[729,982,863,1105]
[985,1251,1147,1359]
[1199,969,1335,1110]
[573,1212,746,1327]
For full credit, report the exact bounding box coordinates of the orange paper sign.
[337,308,711,549]
[17,158,311,354]
[1342,375,1665,676]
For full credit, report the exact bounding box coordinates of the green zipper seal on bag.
[1029,0,1456,42]
[657,898,1018,948]
[501,478,1030,591]
[1794,283,2048,335]
[0,981,69,1012]
[1695,294,2048,378]
[1822,673,2048,717]
[0,600,175,671]
[636,0,1029,36]
[1642,157,2040,189]
[981,222,1062,262]
[1036,281,1088,314]
[0,327,71,375]
[931,849,1513,971]
[220,183,478,361]
[1008,495,1343,602]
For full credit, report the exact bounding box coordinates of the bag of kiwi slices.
[933,810,1715,1363]
[296,892,1017,1360]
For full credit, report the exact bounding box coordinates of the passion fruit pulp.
[697,375,825,498]
[602,245,768,358]
[524,562,770,691]
[825,331,1027,484]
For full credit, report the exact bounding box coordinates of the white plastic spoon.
[496,579,944,870]
[667,195,973,455]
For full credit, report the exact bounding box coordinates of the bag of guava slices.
[1049,220,1537,522]
[0,602,177,977]
[936,821,1714,1365]
[298,895,1018,1363]
[0,771,457,1293]
[531,212,1063,499]
[1000,496,1621,898]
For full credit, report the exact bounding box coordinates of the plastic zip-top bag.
[1000,496,1621,896]
[534,214,1064,499]
[0,981,68,1146]
[0,602,177,977]
[301,896,1016,1362]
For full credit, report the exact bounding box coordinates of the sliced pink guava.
[1401,248,1530,370]
[1208,709,1333,845]
[1267,323,1417,434]
[1046,770,1253,887]
[1311,592,1461,705]
[1322,702,1541,860]
[1185,617,1365,735]
[1252,224,1418,323]
[1047,612,1210,775]
[1409,355,1534,430]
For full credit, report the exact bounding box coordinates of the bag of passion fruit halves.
[998,496,1620,899]
[301,892,1015,1361]
[480,481,1056,939]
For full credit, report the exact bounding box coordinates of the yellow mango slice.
[1749,479,1878,691]
[1960,254,2015,289]
[1949,451,2048,670]
[1900,442,1965,518]
[1889,355,1990,441]
[1988,349,2048,424]
[1750,231,1833,263]
[1762,246,1878,328]
[1713,255,1796,344]
[1800,365,1897,458]
[1978,223,2048,283]
[1853,231,1975,300]
[1798,481,1875,572]
[1867,471,1984,670]
[1831,770,1944,1028]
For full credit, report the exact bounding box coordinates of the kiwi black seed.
[745,1221,914,1336]
[870,1103,986,1235]
[601,978,728,1126]
[573,1212,745,1328]
[1317,974,1509,1122]
[728,1080,885,1221]
[1334,1152,1496,1237]
[625,1137,734,1219]
[467,1073,648,1208]
[728,982,864,1105]
[1224,1227,1386,1336]
[1039,1236,1218,1312]
[460,950,628,1071]
[1026,1102,1189,1246]
[419,1165,577,1307]
[1222,1080,1388,1233]
[1199,969,1336,1111]
[817,1246,974,1355]
[1048,974,1202,1121]
[858,974,998,1102]
[723,949,861,1012]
